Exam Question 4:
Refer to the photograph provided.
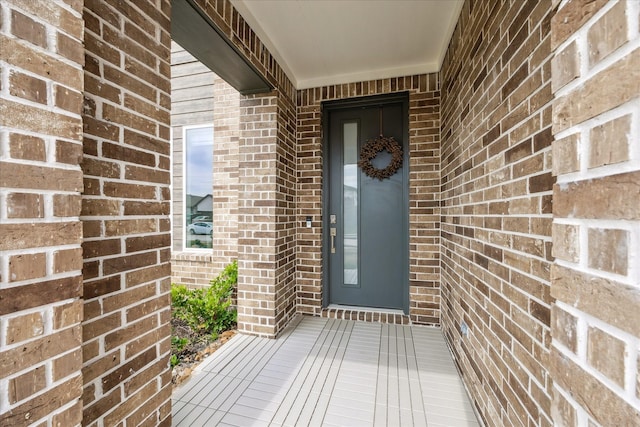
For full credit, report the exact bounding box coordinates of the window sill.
[172,251,214,262]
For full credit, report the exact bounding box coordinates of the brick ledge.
[172,251,214,262]
[321,306,411,325]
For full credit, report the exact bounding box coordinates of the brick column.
[550,1,640,425]
[0,1,85,424]
[237,91,297,337]
[211,77,240,272]
[81,1,172,425]
[275,93,297,334]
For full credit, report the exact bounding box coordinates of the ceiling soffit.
[231,0,464,89]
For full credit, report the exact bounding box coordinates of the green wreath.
[358,135,403,180]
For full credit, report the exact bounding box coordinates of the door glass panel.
[343,122,358,285]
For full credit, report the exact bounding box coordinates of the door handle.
[330,227,337,254]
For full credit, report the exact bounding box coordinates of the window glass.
[343,122,358,285]
[184,126,213,250]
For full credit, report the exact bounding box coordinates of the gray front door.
[325,95,409,311]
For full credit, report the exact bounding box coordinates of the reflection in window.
[184,126,213,250]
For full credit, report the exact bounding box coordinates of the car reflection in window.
[187,222,213,235]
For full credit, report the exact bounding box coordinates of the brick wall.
[81,0,172,425]
[296,75,441,325]
[170,41,240,287]
[550,0,640,425]
[3,0,636,423]
[0,1,85,424]
[440,1,556,426]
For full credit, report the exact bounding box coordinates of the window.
[183,125,213,250]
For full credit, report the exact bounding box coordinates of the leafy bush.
[171,261,238,335]
[171,336,190,351]
[170,354,179,368]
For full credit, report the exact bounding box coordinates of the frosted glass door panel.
[343,122,358,286]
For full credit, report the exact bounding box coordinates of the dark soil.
[170,317,236,386]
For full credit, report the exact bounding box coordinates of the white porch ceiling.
[231,0,464,90]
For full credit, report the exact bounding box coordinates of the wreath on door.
[358,135,403,180]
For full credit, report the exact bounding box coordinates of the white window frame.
[182,124,214,252]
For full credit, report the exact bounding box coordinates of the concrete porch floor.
[172,316,481,426]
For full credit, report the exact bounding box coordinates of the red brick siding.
[0,0,84,424]
[550,0,640,425]
[81,0,172,425]
[439,1,555,425]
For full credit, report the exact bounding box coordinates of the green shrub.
[170,354,179,368]
[171,261,238,335]
[171,336,190,352]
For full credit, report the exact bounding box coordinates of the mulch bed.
[171,317,237,386]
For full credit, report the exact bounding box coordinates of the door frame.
[321,92,410,313]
